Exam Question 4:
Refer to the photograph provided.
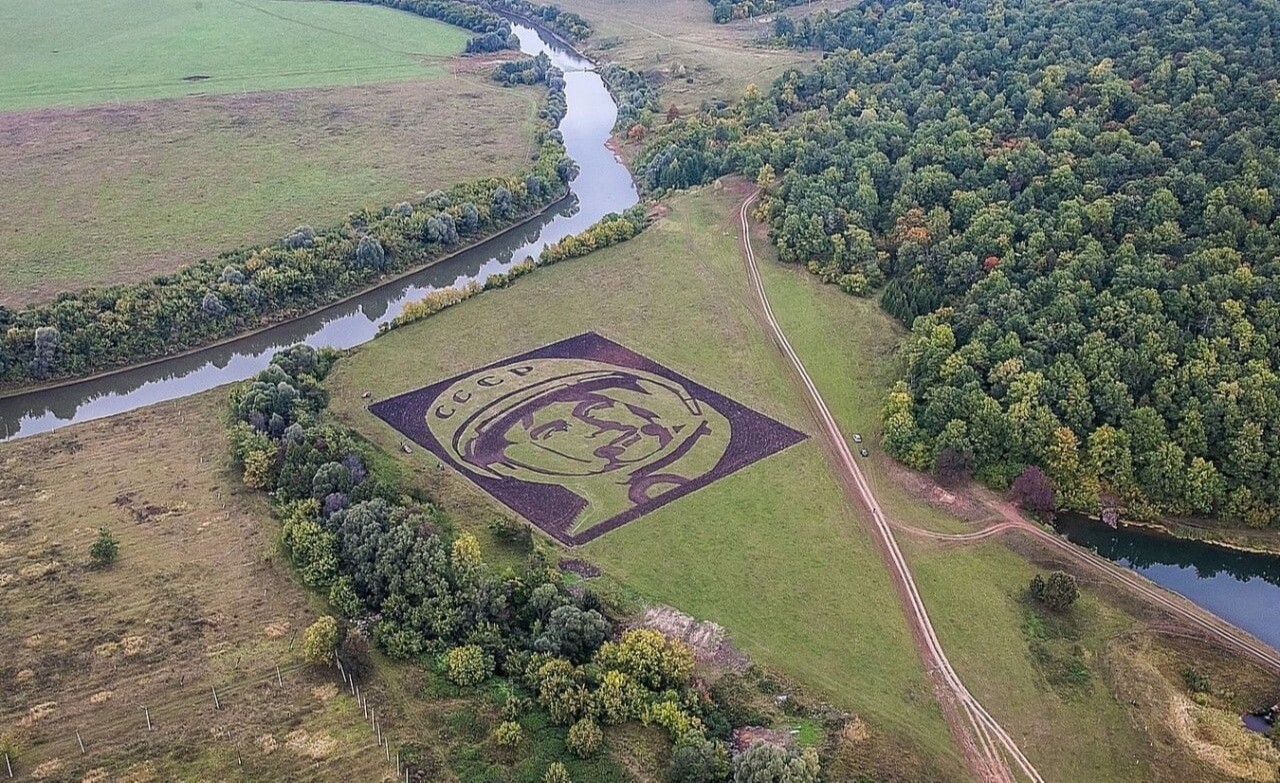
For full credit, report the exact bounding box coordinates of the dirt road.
[736,191,1044,783]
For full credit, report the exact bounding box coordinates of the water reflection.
[1054,514,1280,650]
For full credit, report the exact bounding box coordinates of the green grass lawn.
[326,185,964,780]
[0,0,469,110]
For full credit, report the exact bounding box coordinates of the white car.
[853,433,863,443]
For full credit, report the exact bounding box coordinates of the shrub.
[670,737,730,783]
[339,631,373,679]
[493,720,524,747]
[355,235,387,271]
[302,616,340,665]
[544,762,572,783]
[89,526,119,568]
[1012,465,1056,514]
[595,628,694,690]
[732,742,820,783]
[1181,667,1211,694]
[445,644,494,686]
[1030,571,1079,612]
[566,718,603,758]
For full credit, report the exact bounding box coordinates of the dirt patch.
[263,621,290,638]
[886,461,994,525]
[81,769,110,783]
[730,726,795,752]
[311,683,339,702]
[558,558,601,578]
[635,605,750,671]
[21,701,58,726]
[285,729,336,759]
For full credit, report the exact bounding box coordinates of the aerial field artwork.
[370,332,806,543]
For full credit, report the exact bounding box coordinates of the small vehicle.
[859,448,869,458]
[852,433,863,443]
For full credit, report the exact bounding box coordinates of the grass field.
[753,194,1280,781]
[326,185,966,781]
[0,390,662,783]
[0,391,392,781]
[326,183,1280,782]
[556,0,817,113]
[0,0,470,110]
[0,77,542,306]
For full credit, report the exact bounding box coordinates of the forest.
[640,0,1280,527]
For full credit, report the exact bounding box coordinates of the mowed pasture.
[326,186,965,781]
[328,183,1280,782]
[0,0,468,109]
[556,0,818,113]
[0,80,541,306]
[0,391,390,782]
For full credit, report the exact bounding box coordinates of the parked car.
[853,433,863,443]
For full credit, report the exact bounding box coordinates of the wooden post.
[144,706,152,731]
[5,752,12,778]
[212,686,221,710]
[77,731,85,753]
[276,664,283,687]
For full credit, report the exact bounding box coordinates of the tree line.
[226,344,820,783]
[336,0,519,51]
[707,0,806,25]
[600,63,660,132]
[638,0,1280,527]
[0,9,592,390]
[481,0,592,42]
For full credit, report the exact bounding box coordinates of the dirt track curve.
[736,187,1280,781]
[736,191,1044,783]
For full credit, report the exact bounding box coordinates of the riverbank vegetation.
[383,203,648,332]
[638,0,1280,528]
[482,0,593,42]
[0,140,571,388]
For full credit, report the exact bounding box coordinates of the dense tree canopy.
[640,0,1280,527]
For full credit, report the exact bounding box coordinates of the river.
[1054,514,1280,650]
[0,21,638,442]
[2,17,1277,661]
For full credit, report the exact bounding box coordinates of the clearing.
[556,0,818,112]
[327,185,973,781]
[328,183,1280,781]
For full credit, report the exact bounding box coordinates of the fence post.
[5,752,12,779]
[212,686,221,710]
[77,731,85,753]
[276,664,283,687]
[144,706,152,731]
